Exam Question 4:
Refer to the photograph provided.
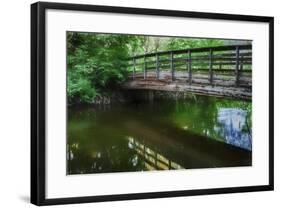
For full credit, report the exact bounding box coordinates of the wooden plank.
[130,71,251,87]
[171,57,252,62]
[122,80,252,100]
[135,56,252,65]
[131,44,252,59]
[131,61,252,68]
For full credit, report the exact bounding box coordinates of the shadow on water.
[67,95,252,174]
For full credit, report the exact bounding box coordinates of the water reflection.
[127,137,183,170]
[67,95,252,174]
[216,108,252,150]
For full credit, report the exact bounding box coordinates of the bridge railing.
[127,44,252,87]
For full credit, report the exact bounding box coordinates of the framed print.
[31,1,274,206]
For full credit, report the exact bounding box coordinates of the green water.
[67,95,252,174]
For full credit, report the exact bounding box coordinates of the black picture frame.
[31,1,274,206]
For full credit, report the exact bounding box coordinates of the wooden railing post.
[133,57,136,80]
[235,46,240,86]
[187,50,192,84]
[144,55,147,80]
[156,54,160,79]
[170,52,175,81]
[209,49,213,85]
[240,54,243,71]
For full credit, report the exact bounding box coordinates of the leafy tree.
[166,38,224,50]
[67,32,139,104]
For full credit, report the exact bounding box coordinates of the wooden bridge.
[123,45,252,100]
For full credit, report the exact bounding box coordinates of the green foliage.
[166,38,224,50]
[67,73,98,104]
[67,32,139,104]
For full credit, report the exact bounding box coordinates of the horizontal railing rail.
[130,44,252,59]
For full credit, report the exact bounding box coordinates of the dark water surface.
[67,95,252,174]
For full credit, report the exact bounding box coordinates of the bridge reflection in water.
[127,137,183,171]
